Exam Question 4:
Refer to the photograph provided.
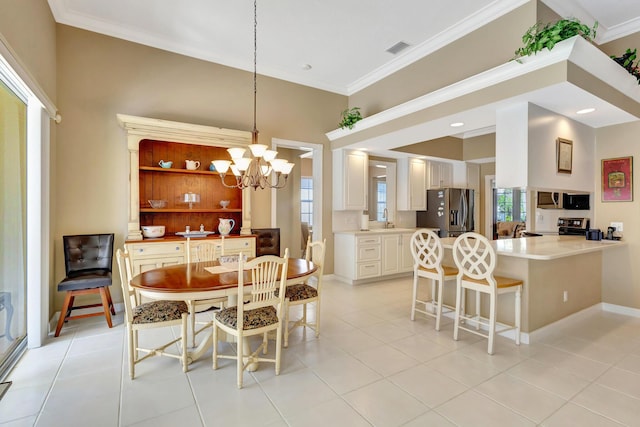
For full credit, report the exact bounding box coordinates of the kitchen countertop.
[440,235,626,260]
[334,228,431,236]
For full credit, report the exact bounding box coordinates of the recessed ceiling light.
[450,122,464,127]
[576,108,595,114]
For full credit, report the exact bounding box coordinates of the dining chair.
[409,229,458,331]
[186,238,227,346]
[451,232,522,354]
[300,222,310,257]
[212,248,289,388]
[55,233,116,337]
[281,236,325,347]
[115,249,189,378]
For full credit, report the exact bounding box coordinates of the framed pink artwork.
[602,156,633,202]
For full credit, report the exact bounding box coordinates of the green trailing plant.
[513,18,598,61]
[611,48,640,84]
[338,107,362,130]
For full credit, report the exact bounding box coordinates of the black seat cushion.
[132,300,189,324]
[215,306,278,330]
[58,271,112,292]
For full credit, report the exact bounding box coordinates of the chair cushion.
[132,300,188,324]
[279,283,318,302]
[215,306,278,330]
[58,271,112,291]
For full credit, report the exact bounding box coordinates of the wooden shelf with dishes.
[139,139,243,237]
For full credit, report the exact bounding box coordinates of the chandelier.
[212,0,294,190]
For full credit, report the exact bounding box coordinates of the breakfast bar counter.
[438,235,627,337]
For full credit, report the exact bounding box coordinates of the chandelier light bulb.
[249,144,268,157]
[227,147,246,160]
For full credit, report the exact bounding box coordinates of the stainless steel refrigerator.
[416,188,474,237]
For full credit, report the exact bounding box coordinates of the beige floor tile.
[615,353,640,375]
[343,379,428,427]
[545,336,625,365]
[596,367,640,399]
[530,345,610,381]
[475,373,567,423]
[284,397,370,427]
[427,352,502,387]
[388,364,467,408]
[403,410,457,426]
[389,333,452,362]
[572,382,640,426]
[311,354,382,394]
[125,405,203,427]
[540,403,624,427]
[506,358,589,400]
[437,390,535,427]
[354,344,420,377]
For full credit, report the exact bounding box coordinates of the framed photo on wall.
[556,138,573,174]
[602,156,633,202]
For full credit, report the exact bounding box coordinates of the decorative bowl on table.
[148,199,167,209]
[219,253,247,270]
[220,200,230,209]
[141,225,165,238]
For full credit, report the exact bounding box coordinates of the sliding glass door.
[0,78,27,377]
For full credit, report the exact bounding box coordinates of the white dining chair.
[410,229,458,331]
[115,249,188,378]
[186,238,227,347]
[212,248,289,388]
[451,232,522,354]
[281,236,325,347]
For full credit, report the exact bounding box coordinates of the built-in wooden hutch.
[118,114,254,240]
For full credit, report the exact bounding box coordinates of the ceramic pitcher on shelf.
[185,159,200,170]
[218,218,235,236]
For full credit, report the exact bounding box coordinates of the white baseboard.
[602,302,640,317]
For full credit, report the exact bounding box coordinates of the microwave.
[536,191,562,209]
[563,193,590,210]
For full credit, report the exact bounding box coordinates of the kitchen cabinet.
[397,158,426,211]
[333,149,368,210]
[334,230,413,284]
[428,161,453,189]
[125,236,256,276]
[118,114,253,240]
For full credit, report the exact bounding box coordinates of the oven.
[557,217,590,236]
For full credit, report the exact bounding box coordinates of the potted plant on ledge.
[338,107,363,130]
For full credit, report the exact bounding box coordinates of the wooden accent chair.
[281,236,325,347]
[409,229,458,331]
[116,249,188,378]
[55,234,115,337]
[212,249,289,388]
[452,232,522,354]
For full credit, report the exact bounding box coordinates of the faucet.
[383,208,389,228]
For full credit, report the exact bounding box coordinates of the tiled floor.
[2,276,640,426]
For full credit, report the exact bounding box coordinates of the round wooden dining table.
[129,258,317,366]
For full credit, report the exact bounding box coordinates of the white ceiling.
[47,0,640,96]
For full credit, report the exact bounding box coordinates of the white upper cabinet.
[397,158,426,211]
[333,149,368,210]
[428,161,453,189]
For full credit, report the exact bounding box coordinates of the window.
[375,179,387,221]
[300,176,313,226]
[494,187,526,222]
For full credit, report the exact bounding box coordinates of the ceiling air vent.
[386,41,410,55]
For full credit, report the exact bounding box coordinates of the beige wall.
[463,133,495,160]
[595,122,640,308]
[54,25,344,310]
[0,0,58,316]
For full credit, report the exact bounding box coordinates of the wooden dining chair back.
[116,249,189,378]
[55,233,116,337]
[186,237,228,346]
[282,236,325,347]
[410,229,458,331]
[212,248,289,388]
[451,232,522,354]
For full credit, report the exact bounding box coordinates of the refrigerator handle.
[461,191,467,229]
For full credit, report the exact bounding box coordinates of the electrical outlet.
[563,291,568,303]
[611,222,623,232]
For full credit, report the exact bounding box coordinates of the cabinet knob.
[138,248,143,253]
[175,246,180,251]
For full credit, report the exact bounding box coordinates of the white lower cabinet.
[125,237,256,277]
[334,231,413,284]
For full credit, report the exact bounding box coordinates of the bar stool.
[452,232,522,354]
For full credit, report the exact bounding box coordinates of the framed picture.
[602,156,633,202]
[556,138,573,174]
